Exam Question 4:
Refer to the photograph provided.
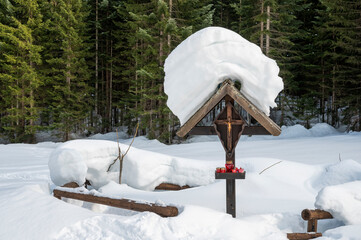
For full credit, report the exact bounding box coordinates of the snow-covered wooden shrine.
[174,79,281,217]
[163,27,284,218]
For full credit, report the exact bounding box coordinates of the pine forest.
[0,0,360,143]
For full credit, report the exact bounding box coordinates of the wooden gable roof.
[176,80,281,137]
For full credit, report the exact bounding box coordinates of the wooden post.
[214,96,245,218]
[301,209,333,232]
[226,147,236,217]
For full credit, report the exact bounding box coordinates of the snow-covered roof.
[176,80,282,137]
[164,27,283,126]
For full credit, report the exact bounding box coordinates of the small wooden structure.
[54,183,178,217]
[176,80,281,217]
[287,209,333,240]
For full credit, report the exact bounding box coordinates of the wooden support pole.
[225,133,236,218]
[307,219,318,233]
[301,209,333,232]
[287,233,322,240]
[226,179,236,217]
[53,189,178,217]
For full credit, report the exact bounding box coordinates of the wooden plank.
[287,233,322,240]
[189,126,271,135]
[243,126,271,135]
[215,171,246,179]
[302,209,333,220]
[177,80,281,137]
[225,83,281,136]
[155,183,190,191]
[189,126,217,135]
[177,82,228,137]
[53,189,178,217]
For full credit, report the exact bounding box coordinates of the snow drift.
[164,26,283,125]
[315,181,361,225]
[48,140,119,188]
[48,139,216,190]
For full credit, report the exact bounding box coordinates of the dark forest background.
[0,0,360,143]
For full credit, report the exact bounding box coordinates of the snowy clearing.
[1,124,361,239]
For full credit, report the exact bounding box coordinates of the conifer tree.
[0,0,42,142]
[39,0,91,141]
[315,0,361,128]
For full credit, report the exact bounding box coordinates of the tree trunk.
[95,0,99,116]
[332,65,337,126]
[105,37,110,132]
[265,5,270,56]
[239,0,242,32]
[109,39,113,128]
[260,0,264,51]
[321,58,325,122]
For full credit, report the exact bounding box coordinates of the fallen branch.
[259,161,282,175]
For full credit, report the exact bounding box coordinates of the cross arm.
[189,126,272,135]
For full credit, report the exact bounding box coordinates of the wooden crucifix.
[175,80,281,218]
[214,95,246,217]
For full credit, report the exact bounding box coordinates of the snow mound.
[122,148,216,190]
[278,123,339,139]
[55,206,287,240]
[321,224,361,240]
[309,123,339,137]
[48,149,87,187]
[315,181,361,225]
[279,124,312,138]
[164,26,283,126]
[88,131,128,141]
[48,139,216,190]
[314,159,361,190]
[49,140,119,188]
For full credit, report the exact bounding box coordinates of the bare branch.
[259,161,282,175]
[107,156,120,172]
[107,129,122,172]
[122,123,139,158]
[119,123,139,184]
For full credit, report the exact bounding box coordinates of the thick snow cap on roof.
[164,27,284,126]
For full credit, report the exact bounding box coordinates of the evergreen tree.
[39,0,91,141]
[314,0,361,128]
[0,0,42,142]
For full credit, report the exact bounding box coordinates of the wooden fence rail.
[54,188,178,217]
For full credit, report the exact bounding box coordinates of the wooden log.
[53,189,178,217]
[287,233,322,240]
[62,182,80,188]
[307,219,318,232]
[155,183,190,191]
[301,209,333,220]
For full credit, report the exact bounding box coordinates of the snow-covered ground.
[1,124,361,239]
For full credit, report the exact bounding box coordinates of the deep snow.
[164,27,283,125]
[1,124,361,239]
